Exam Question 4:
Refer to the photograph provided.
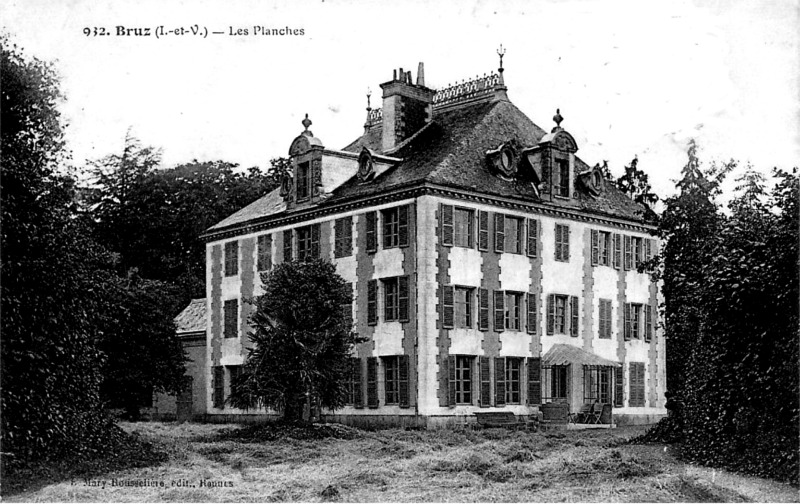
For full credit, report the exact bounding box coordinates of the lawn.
[4,421,798,502]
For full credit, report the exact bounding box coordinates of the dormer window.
[296,161,311,201]
[554,158,570,197]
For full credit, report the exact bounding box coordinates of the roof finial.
[366,88,372,111]
[302,113,312,132]
[497,44,506,87]
[553,108,563,130]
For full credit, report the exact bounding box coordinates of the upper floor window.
[598,298,613,339]
[223,299,238,338]
[453,208,474,248]
[381,206,409,249]
[383,277,399,321]
[454,286,473,328]
[505,291,523,331]
[334,217,353,258]
[624,303,643,340]
[224,241,238,276]
[296,224,320,261]
[547,293,579,336]
[257,234,271,271]
[504,216,524,254]
[555,224,570,262]
[296,162,311,200]
[554,158,570,197]
[591,230,612,267]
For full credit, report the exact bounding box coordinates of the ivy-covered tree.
[228,259,359,423]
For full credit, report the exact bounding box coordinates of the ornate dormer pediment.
[485,139,522,179]
[538,129,578,153]
[578,163,606,197]
[357,147,376,182]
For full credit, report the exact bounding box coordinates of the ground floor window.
[505,357,522,404]
[583,365,613,404]
[542,364,569,403]
[383,356,400,405]
[455,355,473,404]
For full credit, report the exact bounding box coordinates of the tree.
[616,156,659,218]
[1,36,122,461]
[228,259,360,423]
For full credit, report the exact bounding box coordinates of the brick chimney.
[380,63,435,152]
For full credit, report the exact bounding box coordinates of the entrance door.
[176,377,193,422]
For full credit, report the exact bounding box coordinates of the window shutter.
[366,211,377,253]
[352,358,364,409]
[526,219,538,257]
[213,366,224,409]
[366,357,378,408]
[494,357,506,406]
[563,225,570,261]
[493,290,505,332]
[612,234,621,269]
[367,280,377,326]
[398,205,410,247]
[527,357,542,405]
[623,303,631,340]
[311,223,321,259]
[478,211,489,251]
[441,204,454,246]
[399,276,410,322]
[591,229,599,266]
[334,219,343,258]
[478,288,490,331]
[527,292,537,334]
[623,235,632,270]
[283,230,292,262]
[614,366,624,407]
[547,294,555,335]
[442,285,455,329]
[480,356,491,407]
[645,305,653,343]
[570,296,579,337]
[399,355,410,408]
[554,224,562,261]
[257,234,272,271]
[344,217,353,256]
[447,355,456,407]
[645,239,652,263]
[494,213,505,253]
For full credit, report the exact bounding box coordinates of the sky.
[4,0,799,201]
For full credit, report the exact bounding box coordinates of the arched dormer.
[285,114,325,208]
[536,110,579,200]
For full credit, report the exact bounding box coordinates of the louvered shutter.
[442,285,455,329]
[526,292,537,334]
[645,304,653,343]
[478,211,489,251]
[623,303,631,340]
[570,296,579,337]
[494,357,506,406]
[367,357,378,408]
[399,276,410,322]
[645,239,652,263]
[623,235,632,270]
[352,358,364,408]
[398,205,410,247]
[447,355,456,407]
[334,219,343,258]
[367,280,377,326]
[480,356,491,407]
[591,229,599,266]
[527,357,542,405]
[526,219,538,257]
[441,204,454,246]
[311,223,320,259]
[344,217,353,256]
[547,294,555,335]
[399,355,410,408]
[494,213,505,253]
[478,288,490,331]
[366,212,377,253]
[563,225,570,260]
[494,290,505,332]
[614,366,624,407]
[613,234,622,269]
[283,230,293,262]
[213,366,224,409]
[554,224,562,261]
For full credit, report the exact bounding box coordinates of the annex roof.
[174,298,206,334]
[543,344,621,368]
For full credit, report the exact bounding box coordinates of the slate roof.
[207,96,651,235]
[174,298,206,334]
[543,344,621,368]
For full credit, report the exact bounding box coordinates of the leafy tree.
[1,36,122,461]
[616,156,659,217]
[228,259,360,423]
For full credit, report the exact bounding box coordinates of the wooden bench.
[474,411,537,431]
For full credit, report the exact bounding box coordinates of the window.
[555,224,570,261]
[296,161,310,200]
[505,292,523,331]
[283,229,293,262]
[453,208,474,248]
[257,234,271,271]
[591,230,612,267]
[624,303,643,340]
[223,299,238,338]
[224,241,238,276]
[598,299,613,339]
[505,358,522,404]
[454,356,473,404]
[213,366,224,409]
[624,235,645,270]
[334,217,353,258]
[381,276,410,323]
[504,216,524,254]
[383,356,400,405]
[645,304,654,343]
[583,365,612,404]
[542,365,569,403]
[554,158,570,197]
[341,282,353,328]
[455,286,473,328]
[346,357,362,407]
[547,294,579,336]
[382,207,399,248]
[296,224,320,261]
[629,362,646,407]
[228,365,242,400]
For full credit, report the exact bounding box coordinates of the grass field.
[4,421,798,502]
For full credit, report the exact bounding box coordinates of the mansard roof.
[207,95,650,237]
